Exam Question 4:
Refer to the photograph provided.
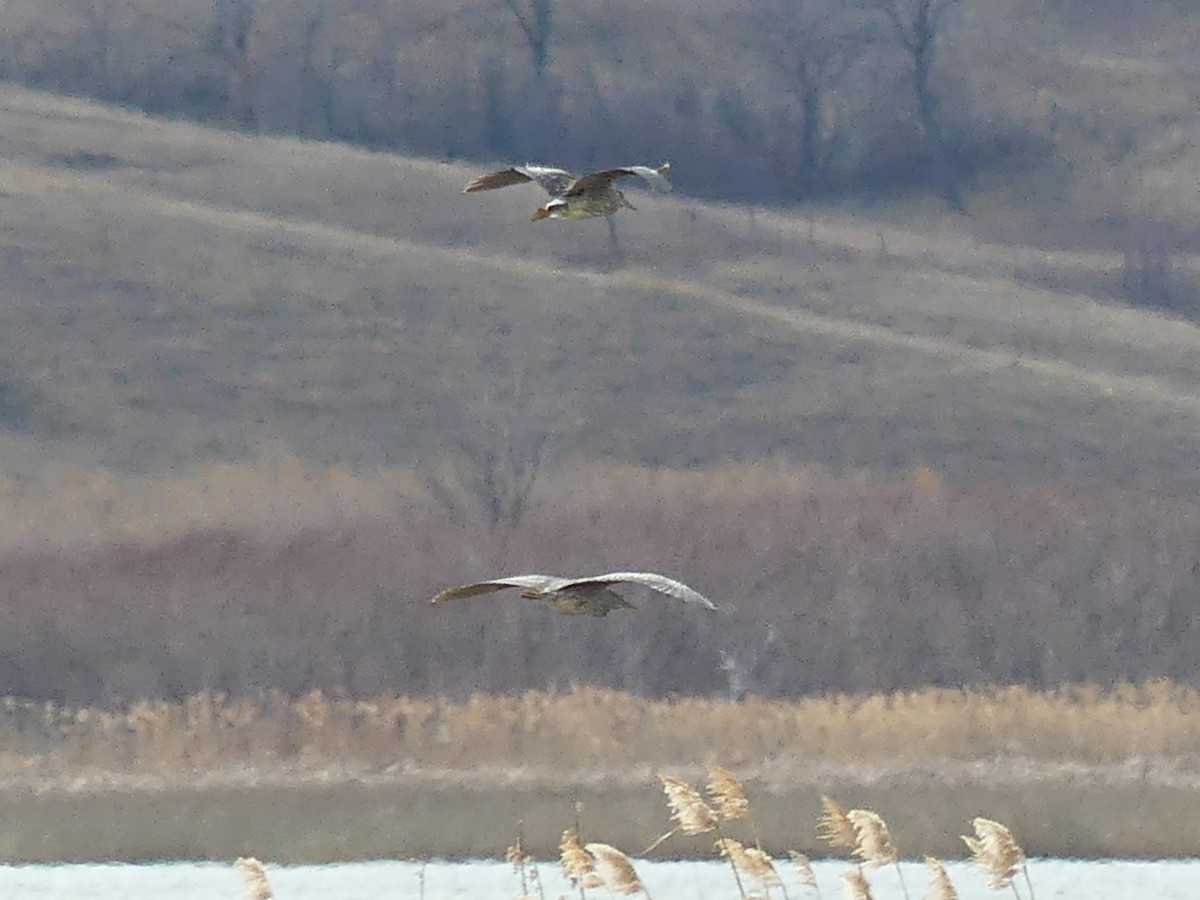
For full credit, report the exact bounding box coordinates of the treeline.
[4,466,1200,705]
[0,0,1157,207]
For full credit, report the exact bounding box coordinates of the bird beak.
[531,207,551,222]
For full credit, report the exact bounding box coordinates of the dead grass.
[7,682,1200,784]
[0,86,1195,488]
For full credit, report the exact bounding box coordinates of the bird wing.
[566,164,672,196]
[560,572,716,610]
[463,165,574,196]
[430,575,570,603]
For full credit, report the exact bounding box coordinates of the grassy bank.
[9,683,1200,774]
[4,684,1200,861]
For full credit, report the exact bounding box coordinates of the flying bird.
[430,571,715,617]
[463,162,671,252]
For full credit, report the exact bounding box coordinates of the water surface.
[1,857,1195,899]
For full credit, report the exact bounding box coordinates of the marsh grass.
[641,777,1032,900]
[311,772,1025,900]
[8,682,1200,779]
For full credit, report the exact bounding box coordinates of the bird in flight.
[463,163,671,252]
[430,571,715,617]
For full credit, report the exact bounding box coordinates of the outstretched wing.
[562,571,716,610]
[566,163,672,197]
[463,165,575,196]
[430,574,569,604]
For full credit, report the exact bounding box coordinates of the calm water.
[0,857,1196,899]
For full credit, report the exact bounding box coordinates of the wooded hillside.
[0,2,1197,704]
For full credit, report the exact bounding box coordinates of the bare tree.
[427,356,568,534]
[864,0,967,212]
[208,0,259,128]
[80,0,121,97]
[500,0,554,81]
[740,0,867,197]
[347,0,409,141]
[296,4,337,138]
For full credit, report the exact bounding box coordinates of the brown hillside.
[0,87,1196,488]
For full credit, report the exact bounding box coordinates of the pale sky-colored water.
[1,857,1196,900]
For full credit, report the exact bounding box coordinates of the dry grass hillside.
[0,85,1197,491]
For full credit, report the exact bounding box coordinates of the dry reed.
[506,833,547,900]
[560,827,602,891]
[585,843,650,898]
[847,808,909,900]
[963,818,1034,900]
[716,836,786,895]
[840,867,874,900]
[646,774,719,852]
[817,796,857,851]
[923,857,958,900]
[788,851,820,896]
[707,764,751,821]
[233,857,273,900]
[847,810,898,867]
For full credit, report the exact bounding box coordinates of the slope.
[0,86,1196,487]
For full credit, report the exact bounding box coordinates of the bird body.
[464,163,671,222]
[431,571,715,617]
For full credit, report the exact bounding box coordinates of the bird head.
[532,198,568,221]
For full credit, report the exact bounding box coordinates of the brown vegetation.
[566,770,1031,900]
[7,681,1200,780]
[0,0,1194,741]
[5,463,1200,702]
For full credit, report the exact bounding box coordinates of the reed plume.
[506,832,546,900]
[561,827,602,891]
[847,809,908,900]
[963,818,1033,900]
[923,857,957,900]
[585,843,651,898]
[706,764,750,821]
[788,851,820,896]
[847,810,897,867]
[716,837,785,895]
[646,773,719,852]
[817,796,857,850]
[233,857,273,900]
[840,867,874,900]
